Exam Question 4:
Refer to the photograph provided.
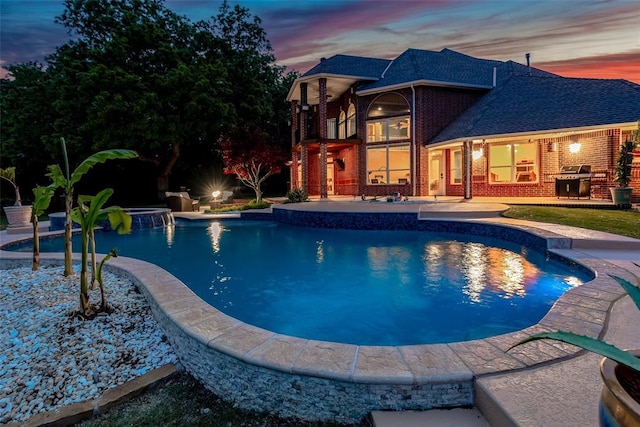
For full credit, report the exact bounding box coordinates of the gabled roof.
[357,48,557,93]
[288,48,560,103]
[301,54,391,80]
[287,54,391,104]
[431,76,640,143]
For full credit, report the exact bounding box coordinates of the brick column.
[463,140,473,199]
[300,83,309,194]
[319,78,328,199]
[290,100,299,189]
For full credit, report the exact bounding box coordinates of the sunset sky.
[1,0,639,82]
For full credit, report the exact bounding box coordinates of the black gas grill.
[555,165,593,199]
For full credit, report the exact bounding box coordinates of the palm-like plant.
[0,167,23,206]
[71,189,132,318]
[31,185,55,271]
[47,137,137,276]
[96,248,119,312]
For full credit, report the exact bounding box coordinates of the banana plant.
[31,185,55,271]
[511,265,640,372]
[47,137,137,276]
[71,189,132,318]
[96,248,119,312]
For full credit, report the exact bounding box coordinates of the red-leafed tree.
[218,125,289,203]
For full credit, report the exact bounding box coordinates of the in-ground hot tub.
[48,208,174,231]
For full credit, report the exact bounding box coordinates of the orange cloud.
[539,52,640,83]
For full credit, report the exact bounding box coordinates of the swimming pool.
[10,219,590,346]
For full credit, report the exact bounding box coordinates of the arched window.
[366,93,410,142]
[366,93,411,184]
[338,111,346,139]
[346,103,356,138]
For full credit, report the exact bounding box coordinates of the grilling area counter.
[554,164,594,199]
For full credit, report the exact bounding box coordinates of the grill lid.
[560,164,591,174]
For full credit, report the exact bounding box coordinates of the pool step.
[371,408,490,427]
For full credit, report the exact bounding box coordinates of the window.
[489,142,538,183]
[450,149,462,184]
[366,93,411,143]
[338,111,346,139]
[326,118,336,139]
[367,144,410,184]
[366,93,411,184]
[346,104,356,137]
[367,117,410,142]
[367,93,410,118]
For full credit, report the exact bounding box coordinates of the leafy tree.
[218,126,289,203]
[47,0,285,196]
[71,189,131,318]
[0,63,57,187]
[1,0,294,199]
[207,1,279,127]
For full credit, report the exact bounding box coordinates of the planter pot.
[610,187,633,206]
[3,205,33,228]
[599,351,640,427]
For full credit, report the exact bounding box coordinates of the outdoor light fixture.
[569,142,582,153]
[472,148,484,160]
[212,190,221,200]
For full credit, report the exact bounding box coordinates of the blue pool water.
[10,220,590,345]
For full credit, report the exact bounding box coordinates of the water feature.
[48,208,173,231]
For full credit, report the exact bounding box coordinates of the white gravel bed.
[0,265,178,424]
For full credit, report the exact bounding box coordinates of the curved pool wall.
[2,206,630,423]
[49,208,174,231]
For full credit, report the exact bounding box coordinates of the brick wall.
[307,153,321,195]
[451,129,640,201]
[334,146,359,196]
[296,85,638,202]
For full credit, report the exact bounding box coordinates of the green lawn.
[502,206,640,239]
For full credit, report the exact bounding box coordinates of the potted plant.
[0,166,33,228]
[610,122,639,206]
[511,267,640,426]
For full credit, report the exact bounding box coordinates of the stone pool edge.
[1,218,633,424]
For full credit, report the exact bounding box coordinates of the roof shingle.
[302,54,391,80]
[431,76,640,143]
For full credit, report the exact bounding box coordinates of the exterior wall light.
[569,142,582,153]
[472,148,484,160]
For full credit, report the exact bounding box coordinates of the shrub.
[285,188,309,203]
[247,200,271,209]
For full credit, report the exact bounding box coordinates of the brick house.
[286,48,640,202]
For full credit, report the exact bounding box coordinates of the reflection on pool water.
[12,220,589,345]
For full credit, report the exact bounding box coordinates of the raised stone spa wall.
[49,208,174,232]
